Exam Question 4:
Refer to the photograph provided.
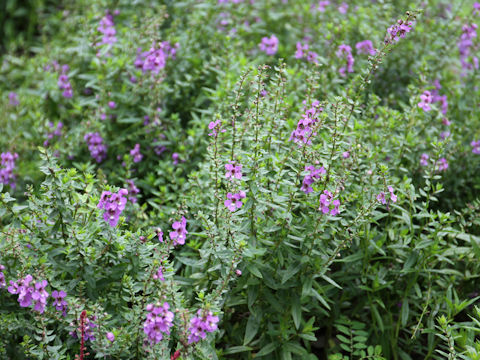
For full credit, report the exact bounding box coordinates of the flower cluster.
[51,290,68,316]
[44,121,63,147]
[386,19,413,43]
[8,275,50,313]
[143,302,174,345]
[134,42,178,75]
[8,92,19,106]
[130,143,143,163]
[356,40,376,55]
[153,266,165,281]
[97,11,117,49]
[295,42,318,63]
[338,2,348,14]
[459,23,478,72]
[471,140,480,154]
[0,265,5,288]
[58,65,73,98]
[97,188,129,227]
[418,91,433,112]
[126,179,140,203]
[319,190,341,216]
[0,152,19,188]
[377,186,397,205]
[420,153,429,166]
[84,132,108,163]
[436,157,449,172]
[169,216,188,246]
[225,161,242,180]
[188,309,220,344]
[316,1,330,12]
[289,100,323,145]
[301,165,326,194]
[225,191,246,212]
[336,44,354,76]
[259,35,279,55]
[431,80,449,115]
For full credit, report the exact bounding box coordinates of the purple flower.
[97,188,129,227]
[106,332,115,342]
[8,92,19,106]
[58,66,73,98]
[295,42,309,59]
[290,100,323,145]
[471,140,480,154]
[172,152,180,165]
[130,144,143,163]
[126,179,140,203]
[475,2,480,15]
[52,290,68,315]
[70,314,97,341]
[436,158,449,172]
[342,151,350,159]
[44,121,63,147]
[84,132,108,163]
[377,186,397,205]
[143,302,174,345]
[440,131,450,140]
[108,101,116,109]
[420,153,429,166]
[8,275,36,309]
[134,42,179,76]
[225,161,242,180]
[336,44,354,76]
[208,119,225,137]
[301,165,326,193]
[97,12,117,49]
[338,2,348,14]
[0,152,19,189]
[157,228,164,242]
[188,309,220,344]
[32,280,49,313]
[316,1,330,12]
[259,35,279,55]
[386,19,413,44]
[169,216,188,246]
[458,24,478,73]
[0,265,5,288]
[153,266,165,281]
[418,91,433,112]
[224,191,246,212]
[355,40,376,55]
[319,190,340,216]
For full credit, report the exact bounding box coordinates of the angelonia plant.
[1,0,480,360]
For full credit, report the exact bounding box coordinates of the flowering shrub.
[1,1,480,359]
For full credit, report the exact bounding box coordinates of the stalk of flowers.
[84,132,108,163]
[134,41,178,76]
[8,92,19,106]
[431,80,448,115]
[0,152,19,189]
[126,179,140,203]
[187,309,219,344]
[471,140,480,154]
[70,312,97,342]
[143,302,174,345]
[301,165,326,194]
[435,157,449,172]
[259,35,279,55]
[458,23,478,73]
[44,121,63,147]
[130,144,143,163]
[289,100,324,145]
[96,11,117,56]
[58,65,73,98]
[336,44,354,76]
[97,188,129,227]
[169,216,188,246]
[0,265,5,288]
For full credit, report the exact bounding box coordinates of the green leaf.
[255,342,278,357]
[244,315,259,345]
[291,297,301,330]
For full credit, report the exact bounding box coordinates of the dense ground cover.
[1,0,480,359]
